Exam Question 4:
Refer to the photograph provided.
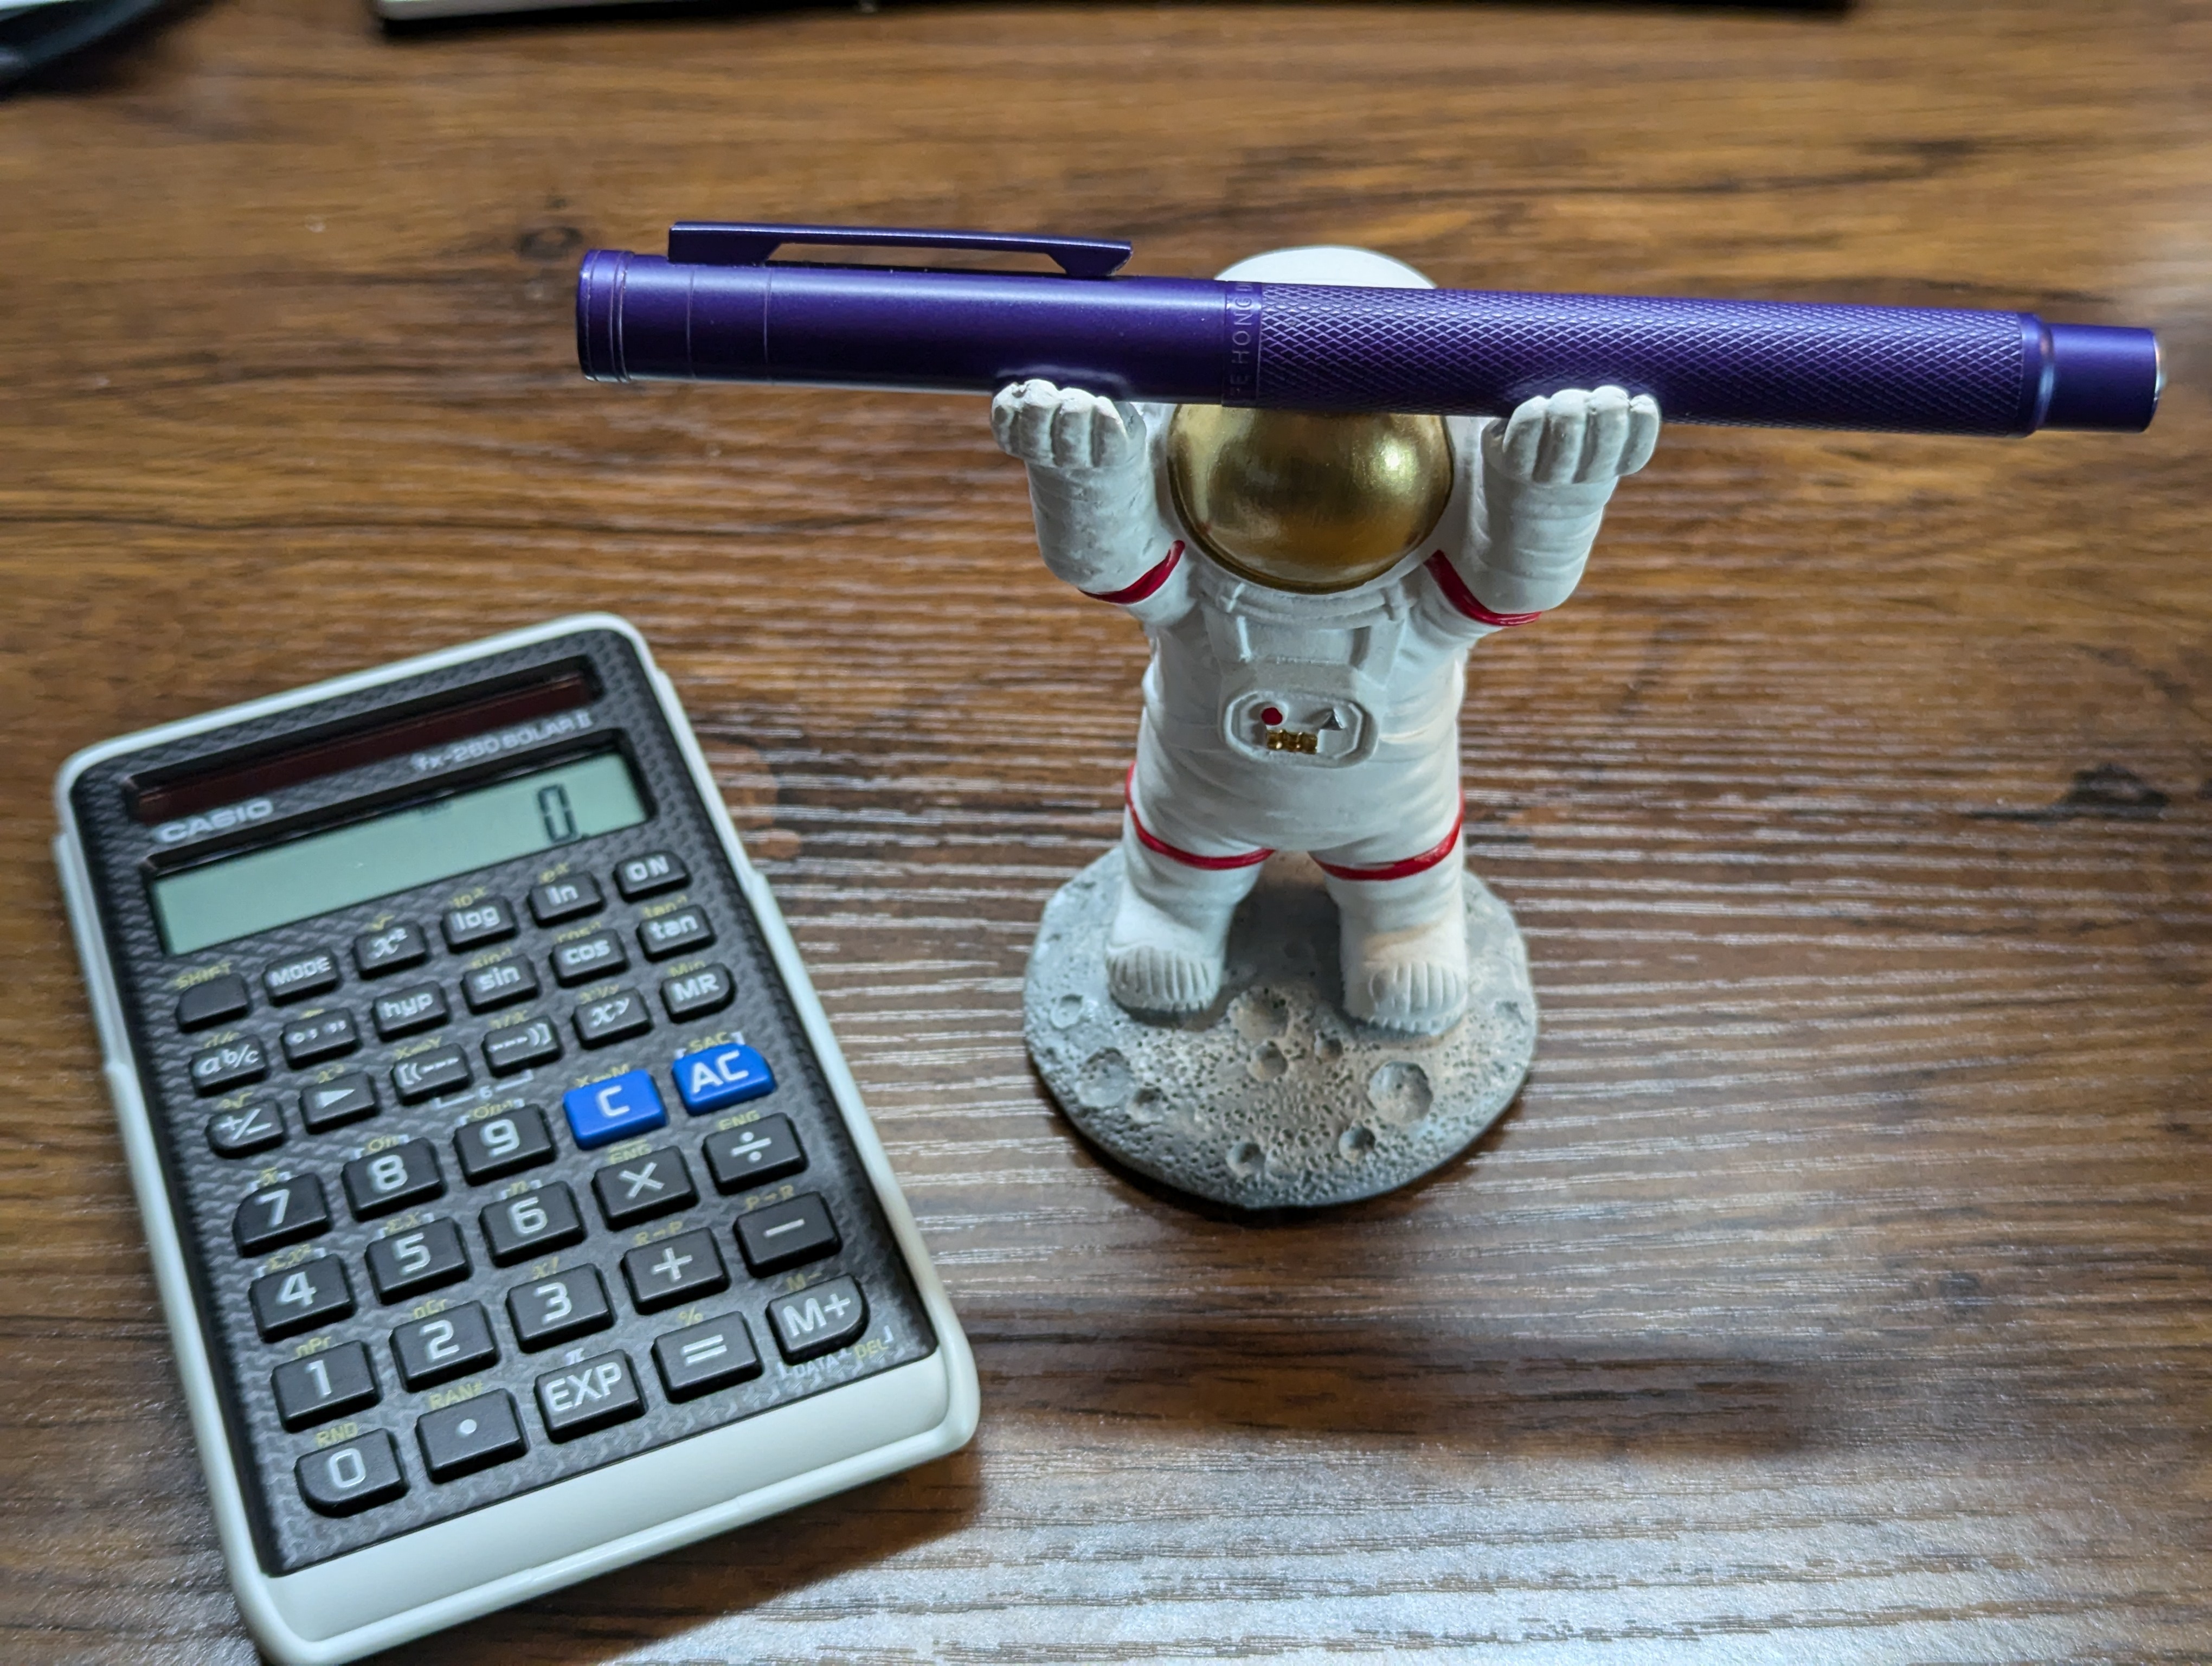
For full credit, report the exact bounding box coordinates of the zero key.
[295,1430,407,1516]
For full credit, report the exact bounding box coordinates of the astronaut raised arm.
[991,380,1187,610]
[1436,385,1661,624]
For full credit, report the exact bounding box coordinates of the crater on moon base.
[1023,849,1537,1209]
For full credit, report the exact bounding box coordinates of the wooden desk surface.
[4,2,2209,1659]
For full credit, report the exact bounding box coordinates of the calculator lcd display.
[150,751,647,953]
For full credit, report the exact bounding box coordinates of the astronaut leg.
[1107,768,1267,1014]
[1316,809,1469,1035]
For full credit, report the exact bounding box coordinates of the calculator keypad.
[96,633,937,1575]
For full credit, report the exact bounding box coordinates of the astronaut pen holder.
[1002,247,1650,1207]
[577,221,2159,1208]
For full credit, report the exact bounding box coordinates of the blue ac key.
[672,1042,776,1114]
[562,1069,668,1149]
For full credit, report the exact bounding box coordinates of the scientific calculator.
[52,616,978,1665]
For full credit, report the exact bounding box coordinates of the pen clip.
[665,221,1132,279]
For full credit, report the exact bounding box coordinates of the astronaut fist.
[1487,385,1661,485]
[992,380,1148,472]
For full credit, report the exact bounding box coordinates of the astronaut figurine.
[997,245,1660,1037]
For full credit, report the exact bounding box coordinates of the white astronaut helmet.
[1165,246,1458,595]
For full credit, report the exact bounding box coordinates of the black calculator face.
[63,625,937,1574]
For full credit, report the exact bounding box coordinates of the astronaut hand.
[1488,385,1661,485]
[991,380,1148,472]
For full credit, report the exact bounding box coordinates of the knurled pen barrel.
[577,222,2162,435]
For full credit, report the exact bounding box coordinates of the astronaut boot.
[1105,815,1264,1015]
[1323,839,1470,1035]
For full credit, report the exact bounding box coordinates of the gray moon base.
[1023,849,1538,1210]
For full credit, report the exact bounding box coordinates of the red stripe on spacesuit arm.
[1423,550,1541,627]
[1124,765,1273,870]
[1314,805,1466,882]
[1083,541,1184,606]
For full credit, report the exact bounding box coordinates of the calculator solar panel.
[62,625,939,1574]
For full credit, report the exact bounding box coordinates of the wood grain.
[4,1,2210,1659]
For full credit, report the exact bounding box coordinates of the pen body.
[578,251,2158,434]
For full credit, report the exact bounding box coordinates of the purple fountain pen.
[577,222,2161,434]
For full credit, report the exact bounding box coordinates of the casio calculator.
[52,615,978,1665]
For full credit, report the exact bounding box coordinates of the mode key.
[263,952,339,1005]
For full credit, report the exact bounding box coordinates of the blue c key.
[562,1069,668,1149]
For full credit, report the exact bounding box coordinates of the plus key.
[618,1227,728,1313]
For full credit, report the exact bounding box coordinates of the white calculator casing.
[52,614,979,1665]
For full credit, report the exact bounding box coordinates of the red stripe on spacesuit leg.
[1083,541,1185,606]
[1123,765,1272,871]
[1423,551,1541,627]
[1314,806,1466,882]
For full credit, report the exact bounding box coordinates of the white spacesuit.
[995,247,1659,1034]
